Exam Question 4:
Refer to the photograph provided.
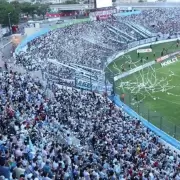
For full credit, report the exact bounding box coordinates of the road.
[0,36,12,65]
[0,36,13,61]
[1,36,11,45]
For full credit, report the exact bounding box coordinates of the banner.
[90,9,117,16]
[161,57,179,67]
[156,51,180,63]
[137,48,152,53]
[75,76,112,95]
[97,14,112,20]
[156,55,169,62]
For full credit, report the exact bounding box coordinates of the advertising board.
[161,57,179,67]
[75,76,112,95]
[156,51,180,63]
[97,14,112,20]
[96,0,112,8]
[137,48,152,53]
[156,55,169,62]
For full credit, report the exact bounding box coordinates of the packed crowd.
[5,9,180,179]
[0,61,180,180]
[16,8,180,84]
[121,8,180,35]
[15,18,144,82]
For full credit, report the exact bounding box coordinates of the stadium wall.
[110,95,180,150]
[106,37,179,66]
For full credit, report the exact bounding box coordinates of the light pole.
[0,25,2,63]
[8,12,12,35]
[106,72,115,96]
[104,73,107,95]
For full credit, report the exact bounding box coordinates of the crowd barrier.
[110,95,180,150]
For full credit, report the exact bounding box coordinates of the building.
[42,0,83,4]
[42,0,67,3]
[7,0,32,2]
[115,0,139,3]
[7,0,69,3]
[49,4,91,11]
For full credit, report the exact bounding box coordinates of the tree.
[20,2,38,19]
[10,1,21,11]
[0,0,20,27]
[36,3,50,19]
[63,0,79,4]
[20,2,50,19]
[0,0,50,27]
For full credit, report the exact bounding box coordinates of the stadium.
[1,0,180,179]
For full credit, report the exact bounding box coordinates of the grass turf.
[106,40,180,139]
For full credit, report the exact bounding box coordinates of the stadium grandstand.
[1,4,180,180]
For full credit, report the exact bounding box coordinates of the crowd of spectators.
[16,8,180,84]
[120,8,180,35]
[15,18,144,82]
[4,8,180,179]
[0,61,180,180]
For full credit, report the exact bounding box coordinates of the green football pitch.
[106,40,180,140]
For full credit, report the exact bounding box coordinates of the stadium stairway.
[125,22,150,39]
[81,36,115,50]
[107,27,129,43]
[127,22,154,38]
[107,25,137,42]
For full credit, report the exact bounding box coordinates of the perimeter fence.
[117,92,180,141]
